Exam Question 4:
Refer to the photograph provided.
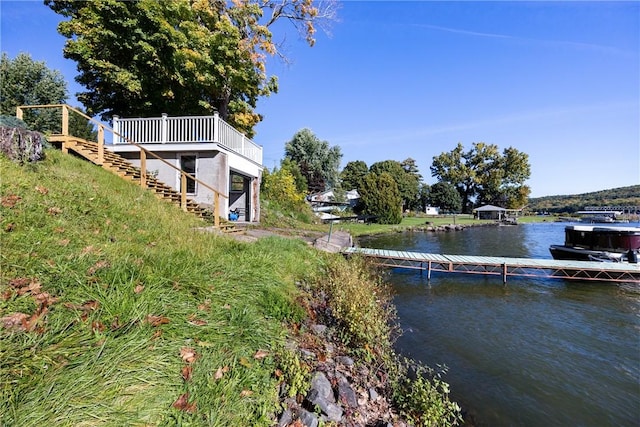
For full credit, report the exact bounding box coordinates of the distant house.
[309,189,360,213]
[425,206,440,216]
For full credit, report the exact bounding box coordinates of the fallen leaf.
[214,366,224,380]
[274,369,283,378]
[87,260,109,275]
[4,223,15,232]
[47,207,62,215]
[253,349,269,360]
[1,289,12,301]
[134,284,145,294]
[222,304,231,310]
[181,365,193,381]
[197,300,211,311]
[91,321,105,333]
[81,246,96,255]
[1,194,21,208]
[9,278,32,289]
[240,390,253,397]
[152,329,162,339]
[35,185,48,195]
[172,393,197,413]
[0,312,29,331]
[180,347,198,364]
[239,357,252,368]
[146,315,170,327]
[54,227,65,233]
[187,314,207,326]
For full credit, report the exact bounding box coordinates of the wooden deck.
[343,247,640,284]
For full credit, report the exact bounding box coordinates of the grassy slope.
[0,150,326,426]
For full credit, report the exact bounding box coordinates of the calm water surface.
[358,222,640,426]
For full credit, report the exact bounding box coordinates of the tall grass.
[1,150,324,426]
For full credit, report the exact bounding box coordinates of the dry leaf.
[172,393,196,413]
[58,239,70,246]
[54,227,65,233]
[222,304,231,310]
[239,357,252,368]
[35,186,48,195]
[214,366,224,380]
[187,314,207,326]
[47,207,62,215]
[1,312,29,331]
[87,260,109,275]
[134,284,145,294]
[4,223,15,232]
[240,390,253,397]
[180,347,198,364]
[1,194,21,208]
[253,350,269,360]
[181,365,193,381]
[146,315,170,327]
[197,300,211,312]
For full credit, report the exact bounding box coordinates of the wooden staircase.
[16,104,242,233]
[59,137,239,232]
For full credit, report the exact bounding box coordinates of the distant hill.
[528,185,640,213]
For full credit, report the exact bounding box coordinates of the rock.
[310,324,327,336]
[369,387,379,401]
[297,408,319,427]
[337,355,354,366]
[337,375,358,408]
[309,372,334,402]
[277,409,293,427]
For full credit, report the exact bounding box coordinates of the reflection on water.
[359,223,640,426]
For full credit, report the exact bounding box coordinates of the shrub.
[359,172,403,224]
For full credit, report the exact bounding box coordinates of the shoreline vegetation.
[1,149,463,426]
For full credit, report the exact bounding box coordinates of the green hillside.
[528,185,640,213]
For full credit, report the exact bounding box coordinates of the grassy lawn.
[1,150,327,426]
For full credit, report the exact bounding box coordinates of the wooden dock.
[343,247,640,284]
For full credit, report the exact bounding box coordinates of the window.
[230,174,244,192]
[179,155,196,194]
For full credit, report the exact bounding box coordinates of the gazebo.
[474,204,507,220]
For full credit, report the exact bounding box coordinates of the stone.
[338,375,358,408]
[309,372,334,402]
[277,409,293,427]
[310,324,327,335]
[297,408,319,427]
[337,355,355,366]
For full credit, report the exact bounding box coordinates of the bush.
[359,172,403,224]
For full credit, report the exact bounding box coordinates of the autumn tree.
[430,142,531,212]
[46,0,338,137]
[359,172,402,224]
[284,128,342,194]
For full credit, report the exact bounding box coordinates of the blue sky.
[2,1,639,198]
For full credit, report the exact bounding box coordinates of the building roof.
[474,204,507,212]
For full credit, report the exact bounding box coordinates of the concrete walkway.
[312,231,353,253]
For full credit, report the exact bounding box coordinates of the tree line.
[263,128,531,224]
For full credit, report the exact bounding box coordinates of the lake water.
[358,222,640,426]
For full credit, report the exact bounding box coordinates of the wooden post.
[140,150,147,188]
[427,261,432,282]
[214,192,220,228]
[61,105,69,136]
[97,125,104,165]
[181,173,187,211]
[502,263,508,284]
[16,107,23,121]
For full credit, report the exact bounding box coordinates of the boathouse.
[473,204,507,220]
[110,113,263,222]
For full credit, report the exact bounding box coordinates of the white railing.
[112,112,262,164]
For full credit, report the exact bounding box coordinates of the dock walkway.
[343,247,640,284]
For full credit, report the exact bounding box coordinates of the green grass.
[1,150,325,426]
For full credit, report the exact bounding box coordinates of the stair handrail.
[16,104,227,227]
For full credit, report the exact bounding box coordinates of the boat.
[549,225,640,263]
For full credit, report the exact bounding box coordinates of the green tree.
[430,142,530,212]
[370,159,420,211]
[340,160,368,192]
[279,158,308,194]
[261,166,306,211]
[417,183,430,212]
[359,172,402,224]
[46,0,337,137]
[428,181,462,213]
[0,52,67,133]
[284,128,342,194]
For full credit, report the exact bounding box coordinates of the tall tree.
[370,160,420,211]
[428,181,462,213]
[0,52,67,133]
[340,160,368,192]
[46,0,338,137]
[430,142,531,212]
[359,172,403,224]
[284,128,342,194]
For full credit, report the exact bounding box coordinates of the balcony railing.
[112,113,263,164]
